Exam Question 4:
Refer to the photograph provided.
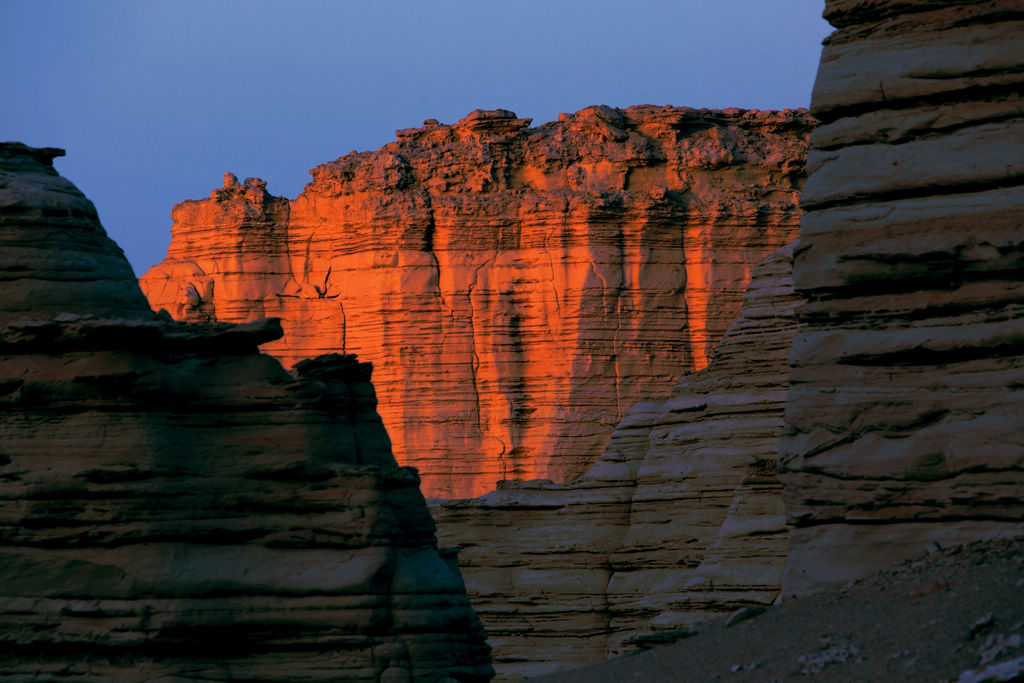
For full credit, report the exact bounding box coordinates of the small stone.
[380,668,412,683]
[970,614,996,640]
[958,655,1024,683]
[980,634,1023,665]
[726,606,766,628]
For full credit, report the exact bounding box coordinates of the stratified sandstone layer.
[779,0,1024,596]
[141,106,813,497]
[0,143,492,682]
[432,242,801,680]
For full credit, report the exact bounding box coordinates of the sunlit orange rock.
[432,241,801,679]
[141,105,814,497]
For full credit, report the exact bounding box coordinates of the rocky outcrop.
[0,142,492,681]
[779,0,1024,596]
[432,242,801,680]
[140,106,813,497]
[0,144,154,325]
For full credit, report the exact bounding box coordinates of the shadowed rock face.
[432,242,801,680]
[140,105,813,498]
[0,143,492,682]
[780,0,1024,596]
[0,143,153,324]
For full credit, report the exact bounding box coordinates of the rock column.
[780,0,1024,596]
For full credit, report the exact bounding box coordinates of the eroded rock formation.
[141,105,813,497]
[0,142,492,681]
[780,0,1024,596]
[432,242,801,680]
[0,144,154,324]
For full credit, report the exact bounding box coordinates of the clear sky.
[2,1,831,275]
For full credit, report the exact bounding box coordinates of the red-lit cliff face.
[432,242,802,680]
[141,105,813,498]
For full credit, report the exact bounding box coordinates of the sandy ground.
[534,537,1024,682]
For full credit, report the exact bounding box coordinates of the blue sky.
[2,1,831,274]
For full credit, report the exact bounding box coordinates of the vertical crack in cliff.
[588,253,624,418]
[541,232,563,326]
[423,198,455,354]
[613,220,627,419]
[434,252,455,353]
[337,297,347,353]
[493,436,509,482]
[302,234,313,284]
[466,252,499,474]
[422,195,435,254]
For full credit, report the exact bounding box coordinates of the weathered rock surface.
[0,143,154,324]
[0,142,492,681]
[779,0,1024,597]
[140,106,813,497]
[432,242,801,680]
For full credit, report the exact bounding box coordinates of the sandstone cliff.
[432,242,801,680]
[0,142,492,681]
[780,0,1024,596]
[140,105,813,497]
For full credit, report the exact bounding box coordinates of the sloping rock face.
[0,143,492,682]
[432,242,801,680]
[0,144,154,324]
[140,106,813,497]
[780,0,1024,597]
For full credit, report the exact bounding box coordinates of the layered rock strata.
[432,242,801,680]
[780,0,1024,596]
[140,106,813,497]
[0,142,492,682]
